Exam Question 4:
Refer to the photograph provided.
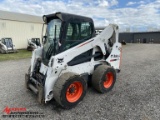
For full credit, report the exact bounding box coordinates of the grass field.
[0,49,32,61]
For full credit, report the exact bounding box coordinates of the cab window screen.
[66,22,92,41]
[81,22,91,39]
[64,22,92,50]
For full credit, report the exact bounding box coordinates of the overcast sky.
[0,0,160,32]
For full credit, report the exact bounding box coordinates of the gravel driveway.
[0,44,160,120]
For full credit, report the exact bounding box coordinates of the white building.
[0,10,43,49]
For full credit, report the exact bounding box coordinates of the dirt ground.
[0,44,160,120]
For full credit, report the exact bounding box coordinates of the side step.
[25,73,45,104]
[28,84,38,94]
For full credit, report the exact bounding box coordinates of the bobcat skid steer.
[0,38,17,53]
[25,12,122,109]
[27,38,41,51]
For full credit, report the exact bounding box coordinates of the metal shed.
[0,10,43,49]
[119,31,160,43]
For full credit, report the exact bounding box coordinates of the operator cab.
[31,38,41,46]
[1,38,13,48]
[42,12,95,65]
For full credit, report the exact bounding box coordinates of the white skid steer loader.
[25,12,122,109]
[27,38,41,51]
[0,38,17,53]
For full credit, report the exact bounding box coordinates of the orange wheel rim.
[66,81,83,103]
[103,72,114,88]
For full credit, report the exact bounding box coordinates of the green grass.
[0,49,32,62]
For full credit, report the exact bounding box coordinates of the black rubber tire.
[0,49,4,54]
[25,66,31,89]
[5,51,8,54]
[14,50,18,53]
[92,65,116,93]
[53,72,87,109]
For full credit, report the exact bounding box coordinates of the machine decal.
[77,39,94,48]
[111,54,120,58]
[110,59,119,62]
